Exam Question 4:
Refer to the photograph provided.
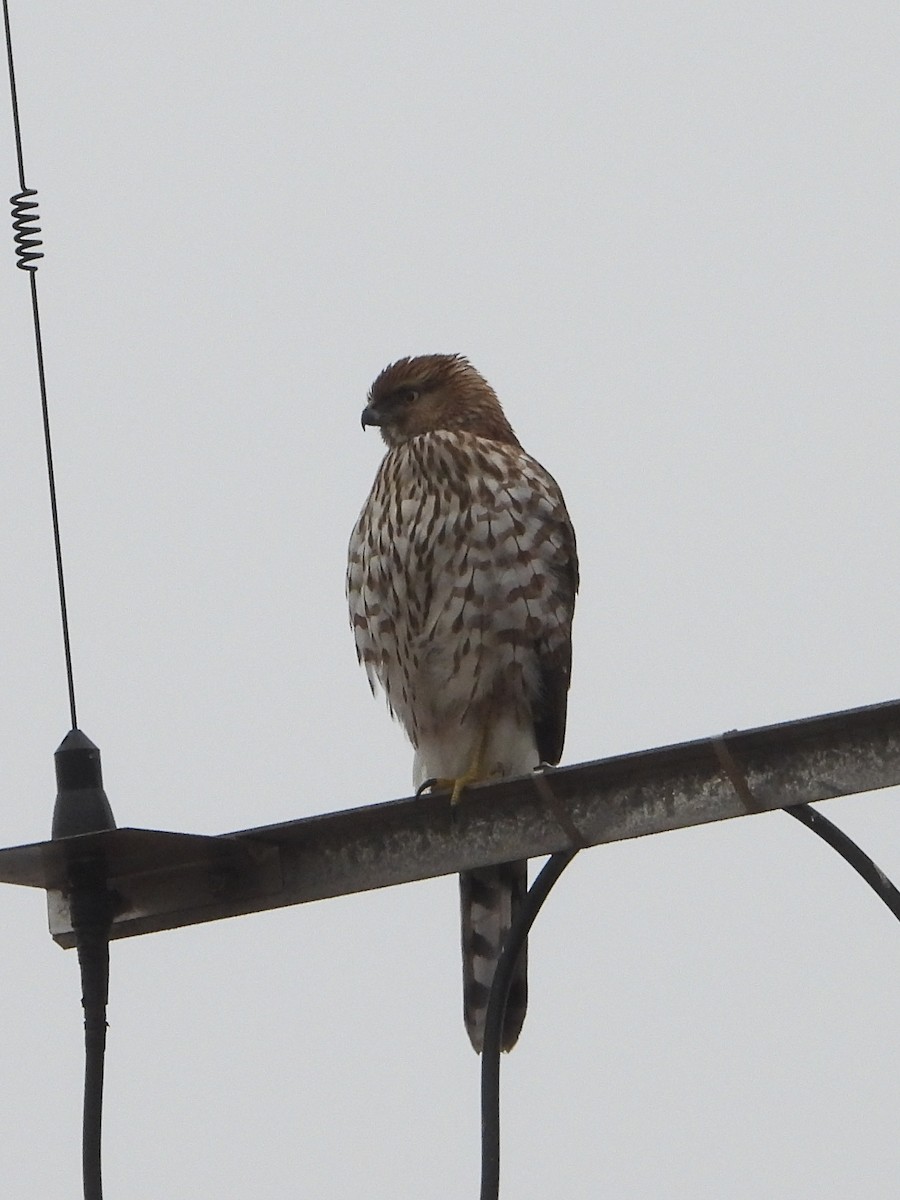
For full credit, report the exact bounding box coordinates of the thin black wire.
[786,803,900,921]
[3,0,78,729]
[2,0,26,188]
[480,849,578,1200]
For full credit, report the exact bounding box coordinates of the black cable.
[3,0,78,728]
[79,931,109,1200]
[786,803,900,922]
[480,849,578,1200]
[71,879,115,1200]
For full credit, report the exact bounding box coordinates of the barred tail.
[460,860,528,1053]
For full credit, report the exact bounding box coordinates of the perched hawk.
[347,354,578,1052]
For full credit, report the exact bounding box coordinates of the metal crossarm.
[0,697,898,947]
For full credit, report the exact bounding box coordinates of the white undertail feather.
[412,715,539,793]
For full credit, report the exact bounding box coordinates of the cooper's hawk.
[347,354,578,1052]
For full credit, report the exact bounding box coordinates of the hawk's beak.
[360,403,383,430]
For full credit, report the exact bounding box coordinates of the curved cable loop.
[478,758,900,1200]
[786,803,900,922]
[712,733,900,923]
[480,849,578,1200]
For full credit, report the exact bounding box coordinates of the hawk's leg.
[417,724,492,805]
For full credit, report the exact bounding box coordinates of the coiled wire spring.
[10,185,42,269]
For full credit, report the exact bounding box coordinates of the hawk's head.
[361,354,519,448]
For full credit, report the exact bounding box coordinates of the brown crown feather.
[364,354,521,447]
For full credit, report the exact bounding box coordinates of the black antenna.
[4,6,117,1199]
[4,0,77,729]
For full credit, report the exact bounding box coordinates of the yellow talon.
[418,772,475,803]
[450,769,477,806]
[438,725,491,805]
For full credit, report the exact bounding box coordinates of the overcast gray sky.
[2,2,899,1197]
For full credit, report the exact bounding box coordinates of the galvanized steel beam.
[0,698,898,947]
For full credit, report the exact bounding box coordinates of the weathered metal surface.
[0,698,897,946]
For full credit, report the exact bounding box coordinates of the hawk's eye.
[395,388,419,405]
